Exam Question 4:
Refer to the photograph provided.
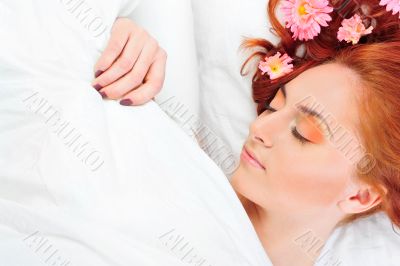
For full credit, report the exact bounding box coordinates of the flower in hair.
[259,52,294,80]
[281,0,334,41]
[337,14,374,45]
[379,0,400,18]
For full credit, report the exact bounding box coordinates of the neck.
[239,195,341,266]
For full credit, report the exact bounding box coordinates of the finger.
[93,19,132,76]
[101,38,159,100]
[93,31,148,90]
[119,48,167,106]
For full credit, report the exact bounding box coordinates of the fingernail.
[120,99,133,106]
[95,70,104,78]
[93,84,102,91]
[99,91,107,98]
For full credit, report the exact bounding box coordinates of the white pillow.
[191,0,280,177]
[129,0,201,143]
[321,213,400,266]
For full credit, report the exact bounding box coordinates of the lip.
[240,146,266,170]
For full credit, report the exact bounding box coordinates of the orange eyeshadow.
[296,114,325,143]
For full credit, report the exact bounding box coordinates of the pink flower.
[259,52,294,80]
[281,0,334,41]
[337,14,373,45]
[379,0,400,18]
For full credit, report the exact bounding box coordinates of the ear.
[337,183,382,215]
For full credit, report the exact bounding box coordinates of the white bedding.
[0,0,271,265]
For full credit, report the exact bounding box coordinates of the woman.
[236,0,400,264]
[108,0,400,265]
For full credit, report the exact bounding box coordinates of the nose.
[250,121,273,148]
[249,111,284,148]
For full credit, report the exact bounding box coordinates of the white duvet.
[0,0,271,265]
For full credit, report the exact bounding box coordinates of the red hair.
[241,0,400,226]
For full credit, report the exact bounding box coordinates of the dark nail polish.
[93,84,103,91]
[120,99,133,106]
[95,70,104,78]
[99,91,107,98]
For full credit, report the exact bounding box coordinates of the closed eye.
[291,127,311,144]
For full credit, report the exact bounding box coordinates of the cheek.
[267,145,352,208]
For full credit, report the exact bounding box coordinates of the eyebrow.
[279,84,333,138]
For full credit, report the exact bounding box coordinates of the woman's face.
[231,63,365,214]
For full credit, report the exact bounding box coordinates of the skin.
[93,18,167,106]
[231,63,381,266]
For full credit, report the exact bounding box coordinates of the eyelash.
[264,103,311,145]
[291,127,310,145]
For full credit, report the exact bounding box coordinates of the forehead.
[284,63,361,135]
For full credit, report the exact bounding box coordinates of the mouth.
[240,146,266,170]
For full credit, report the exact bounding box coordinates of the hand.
[92,18,167,106]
